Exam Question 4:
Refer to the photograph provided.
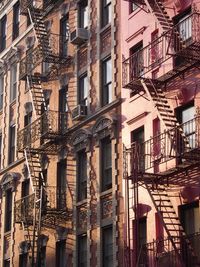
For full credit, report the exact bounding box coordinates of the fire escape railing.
[17,110,68,152]
[135,115,200,172]
[15,187,68,224]
[123,12,200,89]
[137,232,200,267]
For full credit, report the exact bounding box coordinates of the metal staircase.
[143,0,173,31]
[145,182,198,266]
[27,75,47,116]
[141,79,190,152]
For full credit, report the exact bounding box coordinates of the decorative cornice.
[71,128,92,153]
[0,172,20,195]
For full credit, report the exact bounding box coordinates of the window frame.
[78,73,88,106]
[57,159,67,209]
[8,124,16,164]
[77,149,87,201]
[60,14,69,57]
[10,64,17,103]
[101,0,111,28]
[102,225,113,267]
[77,234,87,267]
[101,56,112,106]
[78,0,88,28]
[12,1,20,41]
[5,188,12,232]
[0,15,7,52]
[101,136,112,192]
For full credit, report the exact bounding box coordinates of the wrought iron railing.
[20,0,64,14]
[15,187,67,223]
[17,110,68,151]
[137,232,200,267]
[123,12,200,87]
[134,115,200,172]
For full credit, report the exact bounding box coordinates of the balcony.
[17,110,68,152]
[130,115,200,176]
[19,34,70,80]
[137,233,200,267]
[123,13,200,94]
[15,186,69,225]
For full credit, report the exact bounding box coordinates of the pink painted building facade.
[122,0,200,266]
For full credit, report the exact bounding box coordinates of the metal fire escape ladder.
[144,0,173,31]
[28,7,53,62]
[144,181,197,266]
[27,75,47,116]
[141,79,190,152]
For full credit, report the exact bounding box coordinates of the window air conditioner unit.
[72,104,87,120]
[70,28,89,45]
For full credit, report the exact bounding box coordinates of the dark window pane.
[79,0,88,28]
[0,75,4,110]
[5,189,12,232]
[57,160,66,209]
[78,234,87,267]
[60,15,69,57]
[102,0,111,27]
[13,2,20,40]
[78,74,88,106]
[19,253,28,267]
[102,57,112,106]
[102,226,113,267]
[56,240,66,267]
[10,64,17,102]
[77,150,87,201]
[0,15,7,52]
[8,125,16,164]
[101,137,112,191]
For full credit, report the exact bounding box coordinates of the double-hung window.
[57,159,66,209]
[13,2,20,40]
[8,125,16,164]
[78,73,88,107]
[0,15,7,52]
[102,57,112,106]
[56,240,66,267]
[79,0,88,28]
[102,226,113,267]
[5,189,12,232]
[19,253,28,267]
[102,0,111,27]
[60,15,69,57]
[78,234,87,267]
[10,64,17,102]
[77,150,87,201]
[101,137,112,191]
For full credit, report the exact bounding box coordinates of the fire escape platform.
[123,12,200,95]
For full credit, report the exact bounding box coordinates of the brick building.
[122,0,200,266]
[0,0,123,267]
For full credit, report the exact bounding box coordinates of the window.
[0,15,7,52]
[5,189,12,232]
[3,259,10,267]
[13,1,20,40]
[78,73,88,107]
[38,246,46,267]
[60,15,69,57]
[24,111,32,147]
[180,202,200,262]
[151,30,159,65]
[0,134,2,169]
[102,226,113,267]
[0,75,4,110]
[78,0,88,28]
[22,179,30,198]
[131,126,144,171]
[10,64,17,102]
[102,0,111,27]
[177,104,195,149]
[101,137,112,191]
[56,240,66,267]
[42,61,50,75]
[19,253,28,267]
[136,217,147,265]
[130,41,143,79]
[77,150,87,201]
[102,57,112,106]
[8,125,16,164]
[129,3,138,14]
[77,234,87,267]
[59,87,68,131]
[57,160,66,209]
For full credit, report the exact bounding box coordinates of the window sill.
[76,198,87,206]
[100,188,112,197]
[100,23,111,35]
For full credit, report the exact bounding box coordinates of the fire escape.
[15,1,71,266]
[123,2,200,266]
